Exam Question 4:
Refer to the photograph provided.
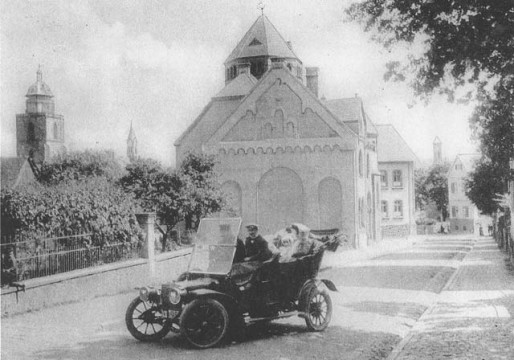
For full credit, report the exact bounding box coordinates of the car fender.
[319,279,338,292]
[188,289,239,312]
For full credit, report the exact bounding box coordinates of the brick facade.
[175,15,381,246]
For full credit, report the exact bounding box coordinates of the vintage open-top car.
[125,218,338,348]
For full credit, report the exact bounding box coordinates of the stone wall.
[382,224,410,238]
[1,249,191,317]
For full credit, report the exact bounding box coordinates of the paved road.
[393,236,514,360]
[1,236,491,360]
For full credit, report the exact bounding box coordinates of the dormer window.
[263,123,273,139]
[249,38,262,46]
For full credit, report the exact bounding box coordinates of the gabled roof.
[1,157,37,190]
[324,98,363,123]
[224,15,300,64]
[450,153,480,176]
[174,98,242,147]
[213,72,257,99]
[206,65,357,147]
[376,124,418,163]
[325,97,378,136]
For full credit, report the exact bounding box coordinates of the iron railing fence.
[1,232,142,282]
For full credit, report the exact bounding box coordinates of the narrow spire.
[257,1,265,16]
[37,64,42,82]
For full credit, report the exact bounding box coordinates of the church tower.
[433,136,442,165]
[16,66,66,163]
[223,14,304,84]
[127,122,138,163]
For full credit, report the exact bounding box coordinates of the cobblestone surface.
[394,237,514,360]
[1,236,487,360]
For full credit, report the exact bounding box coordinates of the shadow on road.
[33,322,401,360]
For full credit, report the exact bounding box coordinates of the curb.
[385,238,477,360]
[319,237,416,272]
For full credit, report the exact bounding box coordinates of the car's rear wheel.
[180,298,229,348]
[125,297,170,341]
[304,288,332,331]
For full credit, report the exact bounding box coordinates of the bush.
[415,218,436,226]
[1,178,142,246]
[39,150,125,185]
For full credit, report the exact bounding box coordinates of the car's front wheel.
[304,288,332,331]
[180,298,229,348]
[125,297,170,341]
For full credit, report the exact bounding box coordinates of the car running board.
[245,311,302,324]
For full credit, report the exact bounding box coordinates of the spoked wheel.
[304,288,332,331]
[180,298,229,349]
[125,297,170,341]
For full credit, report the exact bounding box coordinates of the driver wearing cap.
[244,224,272,262]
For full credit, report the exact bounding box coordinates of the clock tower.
[16,66,66,163]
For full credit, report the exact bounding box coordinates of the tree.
[415,163,450,220]
[347,0,514,212]
[466,159,509,215]
[118,153,226,249]
[118,158,182,248]
[178,153,226,230]
[415,167,429,210]
[426,163,450,221]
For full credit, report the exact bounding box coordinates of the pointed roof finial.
[37,64,42,82]
[257,1,265,16]
[128,120,137,141]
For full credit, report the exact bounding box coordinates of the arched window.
[28,122,35,141]
[263,123,273,139]
[257,62,264,76]
[274,110,284,138]
[285,121,295,138]
[53,123,59,140]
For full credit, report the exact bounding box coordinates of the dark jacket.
[245,234,272,262]
[233,238,246,263]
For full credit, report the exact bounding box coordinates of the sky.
[0,0,479,167]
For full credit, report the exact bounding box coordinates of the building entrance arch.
[257,167,303,234]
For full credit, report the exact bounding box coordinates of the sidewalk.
[321,235,420,270]
[390,236,514,360]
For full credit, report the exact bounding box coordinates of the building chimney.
[306,67,319,97]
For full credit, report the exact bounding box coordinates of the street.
[2,235,513,360]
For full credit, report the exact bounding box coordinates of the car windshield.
[188,218,242,275]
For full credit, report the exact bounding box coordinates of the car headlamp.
[168,288,181,305]
[139,287,149,302]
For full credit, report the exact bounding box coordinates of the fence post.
[136,213,156,279]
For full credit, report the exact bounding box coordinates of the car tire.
[180,298,229,349]
[125,297,170,341]
[304,288,332,331]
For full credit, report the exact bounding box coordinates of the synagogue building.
[175,14,386,246]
